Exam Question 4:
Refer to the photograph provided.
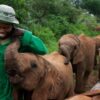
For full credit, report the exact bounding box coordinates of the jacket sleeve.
[20,30,48,55]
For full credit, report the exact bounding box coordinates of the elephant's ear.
[72,48,84,64]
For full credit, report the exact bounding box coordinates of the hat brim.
[0,15,19,24]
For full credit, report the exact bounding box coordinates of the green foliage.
[67,23,100,36]
[77,10,98,29]
[81,0,100,17]
[45,15,69,39]
[0,0,100,51]
[30,24,58,52]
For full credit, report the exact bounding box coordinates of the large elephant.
[5,38,75,100]
[58,34,96,93]
[65,82,100,100]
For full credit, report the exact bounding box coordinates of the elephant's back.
[43,52,74,98]
[79,34,95,49]
[43,51,74,83]
[79,34,96,66]
[43,51,73,73]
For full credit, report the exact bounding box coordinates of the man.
[0,4,48,100]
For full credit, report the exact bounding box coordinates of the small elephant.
[5,39,75,100]
[58,34,96,93]
[65,82,100,100]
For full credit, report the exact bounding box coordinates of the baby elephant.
[5,39,75,100]
[58,34,96,93]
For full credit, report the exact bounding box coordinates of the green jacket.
[0,29,48,100]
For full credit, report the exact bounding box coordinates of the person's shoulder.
[15,28,32,35]
[19,29,33,45]
[22,29,32,35]
[19,28,33,39]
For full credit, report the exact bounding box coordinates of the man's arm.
[20,30,48,54]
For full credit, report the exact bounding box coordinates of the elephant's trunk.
[4,38,20,67]
[59,45,71,64]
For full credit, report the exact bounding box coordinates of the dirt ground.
[65,70,99,99]
[85,70,99,91]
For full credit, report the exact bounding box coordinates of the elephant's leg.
[75,62,86,93]
[99,68,100,80]
[56,92,65,100]
[13,88,19,100]
[75,71,84,93]
[83,70,92,91]
[32,86,48,100]
[56,96,65,100]
[23,90,32,100]
[32,92,48,100]
[13,89,25,100]
[98,58,100,80]
[68,89,75,97]
[84,53,95,90]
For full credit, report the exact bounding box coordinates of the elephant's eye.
[31,62,37,68]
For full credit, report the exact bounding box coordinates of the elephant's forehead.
[60,39,78,46]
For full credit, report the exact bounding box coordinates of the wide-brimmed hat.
[0,4,19,24]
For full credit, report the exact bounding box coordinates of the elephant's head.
[5,53,47,91]
[59,34,81,64]
[5,39,47,91]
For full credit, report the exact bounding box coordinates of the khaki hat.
[0,4,19,24]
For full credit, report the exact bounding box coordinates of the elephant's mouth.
[7,69,18,76]
[7,69,24,84]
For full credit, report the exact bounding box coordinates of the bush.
[30,24,58,52]
[45,15,70,39]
